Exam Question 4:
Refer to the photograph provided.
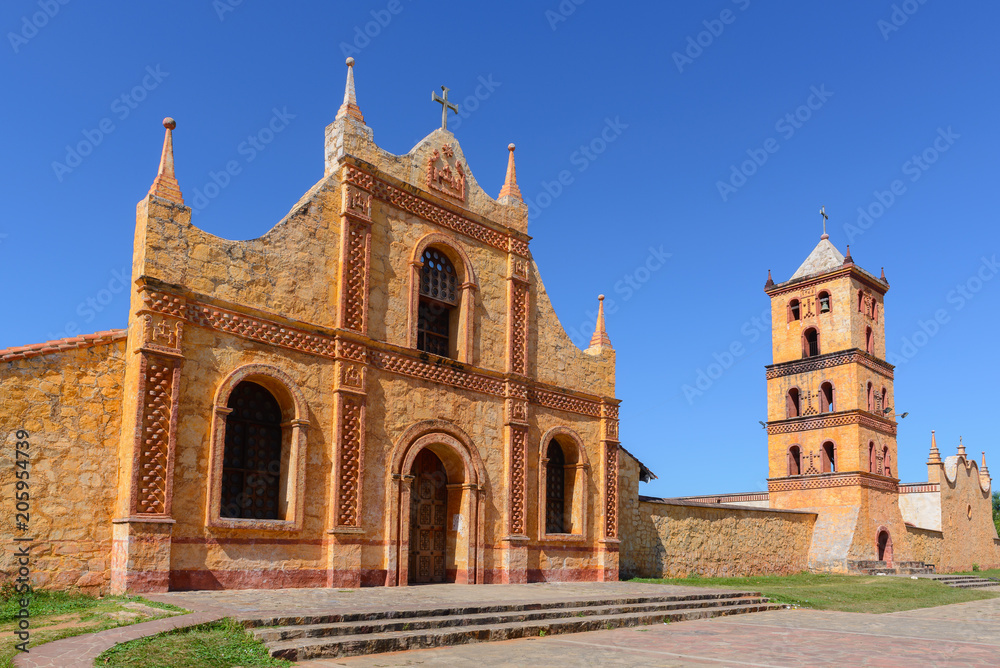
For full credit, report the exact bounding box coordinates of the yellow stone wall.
[935,457,1000,571]
[0,342,125,591]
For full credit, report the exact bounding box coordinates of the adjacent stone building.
[1,60,623,593]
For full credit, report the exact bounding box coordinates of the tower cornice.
[765,265,888,298]
[766,348,894,380]
[765,409,898,437]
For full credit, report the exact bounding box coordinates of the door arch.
[876,527,893,566]
[387,420,487,586]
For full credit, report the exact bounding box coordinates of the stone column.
[325,179,373,587]
[598,401,621,582]
[502,250,531,583]
[111,297,185,594]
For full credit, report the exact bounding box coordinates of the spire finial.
[842,244,854,266]
[819,206,829,240]
[498,143,522,203]
[928,430,942,464]
[880,267,887,283]
[958,435,967,458]
[765,269,774,289]
[336,57,365,123]
[589,295,613,350]
[148,117,183,205]
[981,451,990,476]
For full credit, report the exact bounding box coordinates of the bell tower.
[763,221,905,571]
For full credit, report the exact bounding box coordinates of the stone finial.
[981,451,990,479]
[957,435,967,459]
[765,269,774,289]
[880,267,888,284]
[498,143,523,203]
[842,245,854,266]
[147,117,183,205]
[336,57,365,123]
[927,430,942,465]
[589,295,613,350]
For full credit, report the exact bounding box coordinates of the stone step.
[945,580,1000,589]
[266,601,784,661]
[251,596,771,643]
[239,590,760,629]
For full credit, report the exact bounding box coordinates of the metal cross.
[819,206,829,236]
[432,86,458,131]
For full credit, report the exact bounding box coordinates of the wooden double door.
[409,448,448,584]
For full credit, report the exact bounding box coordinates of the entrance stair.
[241,590,783,661]
[850,560,936,575]
[912,574,1000,590]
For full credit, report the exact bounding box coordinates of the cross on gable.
[432,86,459,131]
[819,206,829,236]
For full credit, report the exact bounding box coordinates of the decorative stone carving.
[335,394,365,528]
[340,217,371,334]
[343,183,372,221]
[426,144,466,201]
[344,166,509,251]
[509,427,527,536]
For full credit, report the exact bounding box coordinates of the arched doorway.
[877,528,893,566]
[409,449,448,584]
[387,421,487,587]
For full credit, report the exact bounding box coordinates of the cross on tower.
[432,86,458,131]
[819,206,829,238]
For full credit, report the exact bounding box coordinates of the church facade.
[0,60,624,593]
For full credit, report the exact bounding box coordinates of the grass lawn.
[1,589,187,668]
[95,619,291,668]
[634,572,1000,614]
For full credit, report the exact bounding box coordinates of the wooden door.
[409,449,448,584]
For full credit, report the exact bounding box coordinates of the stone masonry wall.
[620,494,816,578]
[0,340,126,592]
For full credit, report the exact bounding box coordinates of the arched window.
[871,301,878,322]
[220,381,284,520]
[802,328,820,357]
[208,364,309,531]
[822,441,836,473]
[818,291,831,314]
[788,298,801,322]
[788,445,802,476]
[880,387,887,413]
[417,248,458,357]
[539,429,588,539]
[883,446,891,477]
[408,236,477,364]
[545,440,567,534]
[865,326,874,354]
[866,382,874,412]
[857,289,864,312]
[786,388,801,418]
[820,382,835,413]
[869,441,876,473]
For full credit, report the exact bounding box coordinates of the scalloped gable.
[326,120,527,235]
[789,238,845,280]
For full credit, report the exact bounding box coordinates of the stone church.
[0,60,629,593]
[1,60,996,594]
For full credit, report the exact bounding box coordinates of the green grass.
[634,572,1000,614]
[1,590,187,668]
[95,618,292,668]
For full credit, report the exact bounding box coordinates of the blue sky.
[2,1,998,497]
